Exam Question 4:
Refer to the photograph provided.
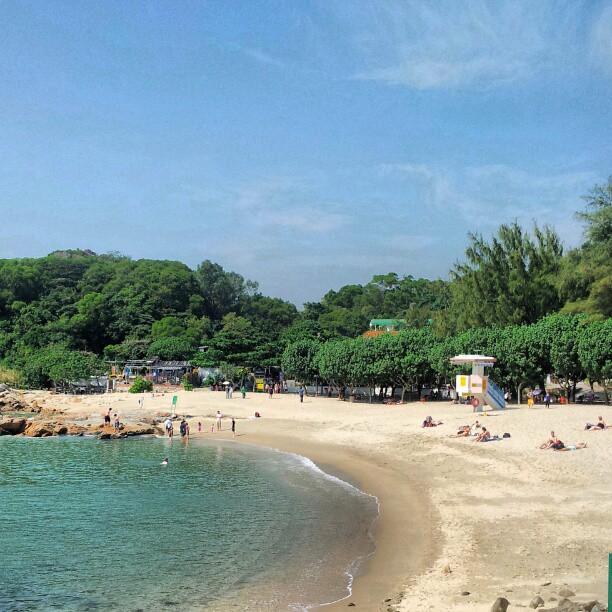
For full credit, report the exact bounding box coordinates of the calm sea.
[0,437,378,610]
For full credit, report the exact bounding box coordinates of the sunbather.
[584,417,607,430]
[451,421,480,437]
[540,431,563,449]
[422,416,443,428]
[554,443,587,451]
[474,427,491,442]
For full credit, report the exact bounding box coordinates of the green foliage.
[281,340,320,384]
[129,377,153,393]
[9,344,103,389]
[559,177,612,318]
[448,223,563,331]
[148,337,194,361]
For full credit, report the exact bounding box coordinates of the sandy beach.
[33,389,612,610]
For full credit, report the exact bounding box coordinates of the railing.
[486,379,506,409]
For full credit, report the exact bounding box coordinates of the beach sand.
[38,389,612,610]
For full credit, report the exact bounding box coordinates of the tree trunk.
[516,383,524,405]
[401,386,406,402]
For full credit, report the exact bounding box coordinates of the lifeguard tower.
[450,354,506,411]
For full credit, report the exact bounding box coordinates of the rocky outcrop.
[0,415,162,438]
[0,387,33,413]
[0,418,27,435]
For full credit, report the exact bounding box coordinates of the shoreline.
[241,431,436,610]
[15,389,612,610]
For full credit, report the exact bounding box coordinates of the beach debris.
[559,588,575,598]
[442,565,452,574]
[347,603,355,607]
[491,598,510,612]
[541,582,552,587]
[584,603,602,612]
[530,596,545,608]
[461,591,471,596]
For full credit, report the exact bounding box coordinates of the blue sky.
[0,0,610,305]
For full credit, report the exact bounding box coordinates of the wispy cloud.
[385,162,597,245]
[591,4,612,72]
[322,0,604,88]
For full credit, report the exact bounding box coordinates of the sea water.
[0,437,378,610]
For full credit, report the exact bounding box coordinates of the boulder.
[559,589,576,598]
[24,422,55,437]
[442,565,451,574]
[492,597,510,612]
[530,596,545,608]
[0,418,27,435]
[65,424,87,436]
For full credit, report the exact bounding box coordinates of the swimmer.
[161,458,169,466]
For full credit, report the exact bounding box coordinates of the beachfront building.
[363,318,405,338]
[123,358,193,385]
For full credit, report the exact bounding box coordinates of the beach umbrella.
[533,389,542,396]
[223,381,231,385]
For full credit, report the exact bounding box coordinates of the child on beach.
[232,418,236,438]
[197,421,202,433]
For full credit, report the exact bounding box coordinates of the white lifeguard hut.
[450,354,506,411]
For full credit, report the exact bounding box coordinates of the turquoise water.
[0,437,377,610]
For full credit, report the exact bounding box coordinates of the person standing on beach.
[544,392,551,408]
[104,409,111,428]
[165,418,173,439]
[197,421,202,433]
[231,418,236,438]
[241,385,246,399]
[228,385,233,399]
[113,414,120,432]
[299,387,305,403]
[268,385,274,399]
[216,410,222,431]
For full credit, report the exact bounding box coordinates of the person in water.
[161,458,168,466]
[231,417,236,438]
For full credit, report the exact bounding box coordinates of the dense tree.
[577,318,611,402]
[281,340,321,387]
[447,223,563,331]
[559,178,612,318]
[147,337,194,361]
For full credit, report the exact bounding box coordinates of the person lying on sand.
[584,417,607,430]
[451,421,480,437]
[540,431,562,450]
[554,443,587,451]
[422,416,443,428]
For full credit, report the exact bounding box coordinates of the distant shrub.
[0,364,21,387]
[129,377,153,393]
[183,381,193,391]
